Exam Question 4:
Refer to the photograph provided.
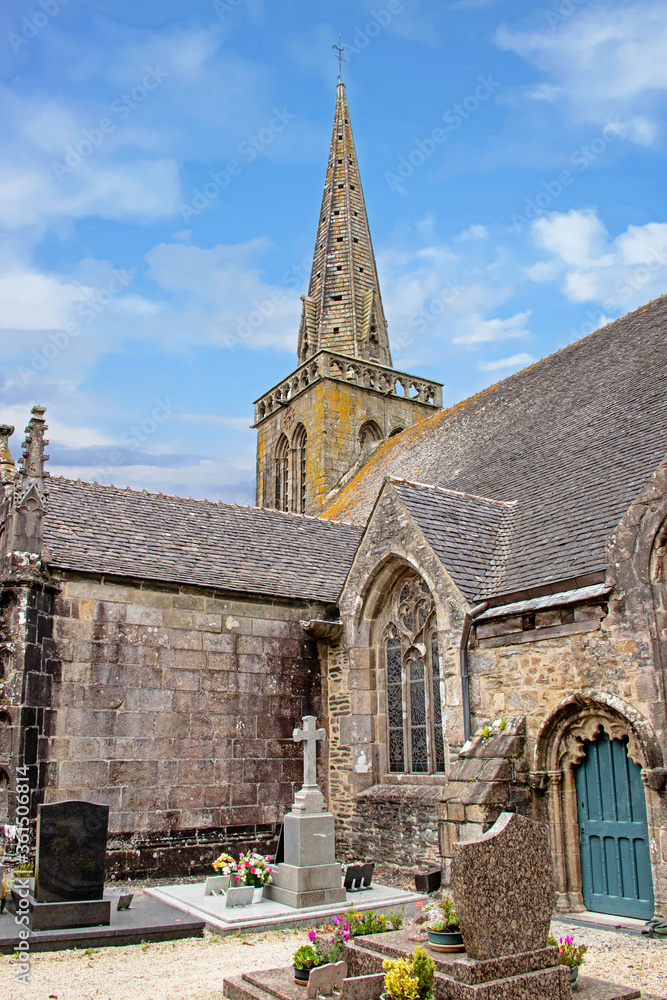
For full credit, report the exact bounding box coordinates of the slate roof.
[43,478,362,604]
[322,295,667,596]
[390,479,516,601]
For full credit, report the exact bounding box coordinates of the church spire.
[297,81,392,367]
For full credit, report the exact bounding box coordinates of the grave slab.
[147,881,422,936]
[0,890,204,953]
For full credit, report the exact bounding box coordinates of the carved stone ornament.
[642,767,667,792]
[300,619,343,644]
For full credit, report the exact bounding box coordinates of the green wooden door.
[576,732,654,918]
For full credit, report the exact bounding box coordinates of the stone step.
[224,975,278,1000]
[346,931,647,1000]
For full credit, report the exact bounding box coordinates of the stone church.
[1,81,665,922]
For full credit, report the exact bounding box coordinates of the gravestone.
[264,715,345,908]
[16,800,112,930]
[451,811,554,961]
[35,800,108,902]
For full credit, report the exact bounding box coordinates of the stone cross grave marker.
[293,715,325,788]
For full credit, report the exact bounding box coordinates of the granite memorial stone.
[35,800,109,903]
[225,885,254,908]
[20,799,112,930]
[451,811,555,961]
[264,715,345,908]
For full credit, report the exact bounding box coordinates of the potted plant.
[293,925,349,985]
[235,851,273,903]
[382,946,435,1000]
[548,933,587,987]
[424,899,464,953]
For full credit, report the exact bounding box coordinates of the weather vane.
[332,35,346,79]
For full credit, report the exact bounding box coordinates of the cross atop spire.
[297,82,392,368]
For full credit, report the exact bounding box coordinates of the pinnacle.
[297,83,391,368]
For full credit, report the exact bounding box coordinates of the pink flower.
[308,931,316,942]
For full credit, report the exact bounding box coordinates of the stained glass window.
[431,634,446,773]
[384,572,447,776]
[386,631,404,772]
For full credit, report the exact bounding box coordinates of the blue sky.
[2,0,666,505]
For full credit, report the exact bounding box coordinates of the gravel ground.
[551,919,667,998]
[1,872,665,1000]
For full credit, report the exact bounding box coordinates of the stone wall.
[329,484,468,867]
[329,474,667,909]
[13,570,330,876]
[255,375,436,514]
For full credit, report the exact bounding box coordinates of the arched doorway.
[575,731,654,918]
[535,691,660,917]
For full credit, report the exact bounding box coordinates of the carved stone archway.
[534,691,663,913]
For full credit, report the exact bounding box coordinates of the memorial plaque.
[225,885,254,907]
[35,800,109,903]
[204,875,230,896]
[116,892,133,910]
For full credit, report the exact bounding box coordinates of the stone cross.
[293,715,325,788]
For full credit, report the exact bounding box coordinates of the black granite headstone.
[35,800,109,903]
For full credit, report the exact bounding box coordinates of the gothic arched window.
[359,420,383,454]
[384,572,446,774]
[293,424,307,514]
[275,435,289,511]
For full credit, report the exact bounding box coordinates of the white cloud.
[495,3,667,143]
[452,310,532,345]
[0,271,90,330]
[479,351,536,371]
[144,239,301,351]
[457,224,488,241]
[527,209,667,311]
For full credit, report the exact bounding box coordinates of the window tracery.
[384,572,446,774]
[293,424,307,514]
[275,435,289,511]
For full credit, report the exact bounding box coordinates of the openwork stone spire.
[298,82,391,367]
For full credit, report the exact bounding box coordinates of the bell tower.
[254,82,442,515]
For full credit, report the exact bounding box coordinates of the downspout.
[459,601,489,743]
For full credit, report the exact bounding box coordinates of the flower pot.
[570,966,579,988]
[293,966,310,986]
[427,928,465,953]
[252,886,264,905]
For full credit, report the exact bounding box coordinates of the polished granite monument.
[263,716,346,909]
[24,800,111,930]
